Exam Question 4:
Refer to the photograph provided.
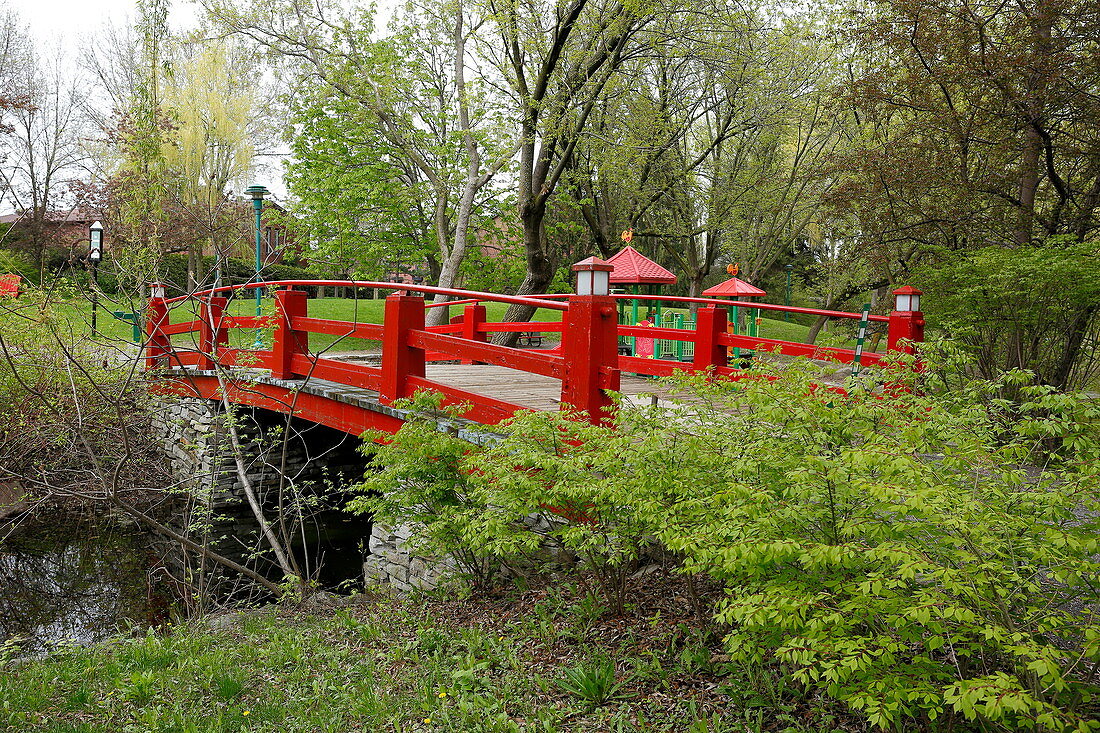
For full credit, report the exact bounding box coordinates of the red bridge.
[146,276,924,436]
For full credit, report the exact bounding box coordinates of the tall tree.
[162,38,261,290]
[832,0,1100,387]
[204,0,515,324]
[481,0,661,324]
[2,46,91,280]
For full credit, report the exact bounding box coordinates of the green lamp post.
[784,264,793,322]
[245,185,269,347]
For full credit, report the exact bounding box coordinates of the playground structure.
[144,267,925,434]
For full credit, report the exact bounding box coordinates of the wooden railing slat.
[409,330,565,380]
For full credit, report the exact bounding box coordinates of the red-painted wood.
[272,289,309,379]
[618,355,692,378]
[145,297,170,370]
[409,330,565,380]
[289,353,382,392]
[291,317,383,341]
[887,311,925,354]
[560,295,620,421]
[167,375,406,438]
[718,333,884,366]
[480,322,565,334]
[694,306,728,372]
[380,295,426,403]
[148,279,925,436]
[197,297,228,370]
[162,320,201,336]
[461,304,487,365]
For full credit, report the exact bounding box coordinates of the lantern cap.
[571,256,613,273]
[90,220,103,231]
[245,184,270,200]
[892,285,922,296]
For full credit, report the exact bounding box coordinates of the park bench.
[517,332,544,348]
[0,274,21,298]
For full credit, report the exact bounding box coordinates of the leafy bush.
[0,249,35,282]
[353,348,1100,730]
[916,241,1100,390]
[348,394,506,589]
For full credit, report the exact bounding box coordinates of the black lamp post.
[89,220,103,336]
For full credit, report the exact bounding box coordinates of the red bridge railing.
[146,280,924,425]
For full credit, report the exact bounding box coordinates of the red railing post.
[561,294,620,422]
[145,288,170,370]
[461,303,487,365]
[693,305,729,372]
[272,288,309,379]
[886,286,925,355]
[380,294,426,404]
[196,296,228,371]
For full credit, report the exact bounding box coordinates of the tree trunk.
[494,207,554,345]
[805,314,828,345]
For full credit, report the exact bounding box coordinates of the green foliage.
[284,92,432,280]
[359,347,1100,730]
[349,392,504,589]
[557,656,633,708]
[917,241,1100,390]
[0,249,35,282]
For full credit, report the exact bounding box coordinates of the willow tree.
[162,39,260,291]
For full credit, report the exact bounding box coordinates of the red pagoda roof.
[702,277,767,297]
[606,246,677,285]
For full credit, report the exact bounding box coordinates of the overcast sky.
[7,0,197,44]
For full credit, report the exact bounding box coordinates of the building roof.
[702,277,767,297]
[606,246,677,285]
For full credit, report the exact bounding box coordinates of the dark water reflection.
[0,512,173,656]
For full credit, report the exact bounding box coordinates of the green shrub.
[916,240,1100,390]
[353,347,1100,731]
[348,393,507,589]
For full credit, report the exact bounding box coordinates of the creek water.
[0,511,175,657]
[0,508,372,656]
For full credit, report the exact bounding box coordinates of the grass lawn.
[43,295,856,354]
[0,580,855,732]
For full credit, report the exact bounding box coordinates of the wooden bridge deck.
[422,363,682,411]
[163,362,690,441]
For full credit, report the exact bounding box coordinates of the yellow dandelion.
[438,692,447,698]
[423,717,432,724]
[243,711,250,716]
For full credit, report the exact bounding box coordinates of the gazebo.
[703,276,767,354]
[607,246,677,354]
[607,245,677,329]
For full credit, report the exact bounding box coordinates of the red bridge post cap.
[571,256,614,272]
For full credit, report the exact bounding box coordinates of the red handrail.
[163,280,567,312]
[538,292,891,323]
[147,280,924,426]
